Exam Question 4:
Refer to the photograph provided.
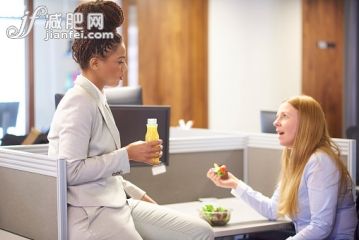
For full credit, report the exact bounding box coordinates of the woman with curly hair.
[48,1,213,239]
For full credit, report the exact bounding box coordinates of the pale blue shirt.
[231,151,357,240]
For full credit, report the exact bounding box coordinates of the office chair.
[104,86,143,105]
[55,93,64,109]
[55,86,143,109]
[0,102,19,137]
[346,125,359,140]
[356,191,359,240]
[260,110,277,134]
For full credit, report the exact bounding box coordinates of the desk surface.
[164,197,292,237]
[0,230,29,240]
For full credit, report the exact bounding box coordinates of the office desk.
[164,197,292,238]
[0,230,29,240]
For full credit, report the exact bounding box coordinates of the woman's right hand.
[125,140,163,165]
[207,169,240,190]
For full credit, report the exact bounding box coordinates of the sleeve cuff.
[231,180,250,198]
[116,147,130,174]
[124,182,146,199]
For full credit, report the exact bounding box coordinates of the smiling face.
[273,102,299,147]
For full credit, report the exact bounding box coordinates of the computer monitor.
[110,105,170,166]
[260,110,277,134]
[0,102,19,136]
[104,86,143,105]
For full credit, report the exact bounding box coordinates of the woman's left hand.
[141,194,157,204]
[207,169,240,190]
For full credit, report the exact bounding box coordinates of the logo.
[6,6,113,41]
[6,6,47,39]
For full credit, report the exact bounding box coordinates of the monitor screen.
[260,110,277,134]
[0,102,19,135]
[110,105,170,166]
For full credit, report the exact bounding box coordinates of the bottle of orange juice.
[145,118,160,165]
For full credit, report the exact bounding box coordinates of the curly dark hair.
[72,0,124,69]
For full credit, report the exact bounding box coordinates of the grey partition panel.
[246,147,350,197]
[0,167,57,239]
[246,148,282,197]
[124,150,244,204]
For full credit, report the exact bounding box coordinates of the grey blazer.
[48,75,145,207]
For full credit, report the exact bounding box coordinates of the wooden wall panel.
[136,0,208,127]
[27,0,34,131]
[302,0,344,137]
[121,0,129,86]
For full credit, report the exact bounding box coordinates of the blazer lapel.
[102,103,121,148]
[75,76,121,149]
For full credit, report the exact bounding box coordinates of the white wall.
[34,0,78,131]
[208,0,302,132]
[33,0,301,132]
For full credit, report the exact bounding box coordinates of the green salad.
[200,204,231,226]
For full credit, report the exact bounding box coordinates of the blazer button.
[112,171,122,176]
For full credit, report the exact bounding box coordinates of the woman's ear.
[89,57,100,71]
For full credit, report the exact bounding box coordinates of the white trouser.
[67,200,214,240]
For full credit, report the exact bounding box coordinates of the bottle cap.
[147,118,157,125]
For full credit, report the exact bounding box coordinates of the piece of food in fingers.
[212,163,229,179]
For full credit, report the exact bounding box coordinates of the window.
[0,0,26,137]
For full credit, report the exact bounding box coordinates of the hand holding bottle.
[145,118,161,165]
[126,140,163,165]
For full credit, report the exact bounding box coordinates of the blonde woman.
[207,95,357,239]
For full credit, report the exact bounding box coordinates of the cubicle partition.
[124,128,247,204]
[245,133,356,197]
[0,145,67,240]
[125,129,356,203]
[0,129,355,239]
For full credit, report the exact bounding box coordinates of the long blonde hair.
[278,95,351,218]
